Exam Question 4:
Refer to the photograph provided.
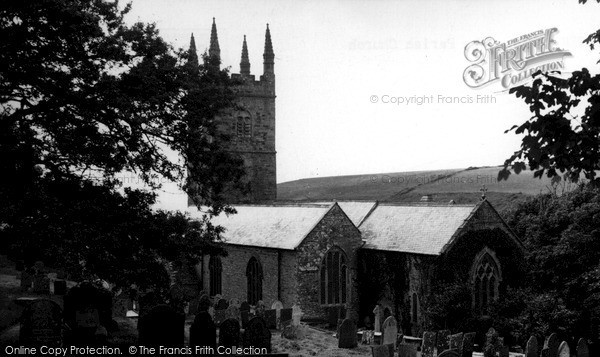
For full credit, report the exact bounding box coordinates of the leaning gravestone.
[381,316,398,348]
[338,318,358,348]
[437,329,451,353]
[219,318,240,347]
[138,304,184,346]
[244,316,272,353]
[577,338,589,357]
[19,299,62,346]
[462,332,476,357]
[526,336,538,357]
[557,341,570,357]
[189,311,216,349]
[544,333,559,357]
[397,343,417,357]
[280,308,293,327]
[264,309,277,329]
[421,331,436,357]
[449,332,464,355]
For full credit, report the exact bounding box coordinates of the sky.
[123,0,600,209]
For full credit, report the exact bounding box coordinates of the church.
[182,20,525,335]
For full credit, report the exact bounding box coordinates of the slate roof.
[315,201,377,226]
[190,203,335,250]
[359,203,478,255]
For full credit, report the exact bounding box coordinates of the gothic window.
[320,247,348,305]
[209,256,222,296]
[472,249,502,314]
[246,257,263,305]
[411,292,419,323]
[236,111,252,138]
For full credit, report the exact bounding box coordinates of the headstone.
[526,336,538,357]
[240,301,250,312]
[53,280,67,295]
[544,333,559,357]
[397,343,418,357]
[577,338,589,357]
[219,318,240,347]
[292,304,302,327]
[557,341,570,357]
[19,299,62,346]
[438,350,460,357]
[216,298,229,310]
[32,275,50,294]
[373,305,382,333]
[449,332,464,355]
[338,318,358,348]
[500,345,510,357]
[244,317,271,353]
[198,294,211,312]
[255,300,266,317]
[371,344,392,357]
[63,283,113,345]
[280,308,293,327]
[421,331,437,357]
[271,300,283,311]
[264,309,277,329]
[241,310,251,329]
[461,332,476,357]
[381,316,398,348]
[437,329,451,353]
[138,304,184,346]
[20,270,33,292]
[328,307,339,328]
[189,311,216,349]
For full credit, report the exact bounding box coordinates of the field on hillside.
[277,166,574,215]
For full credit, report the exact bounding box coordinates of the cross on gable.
[480,185,488,200]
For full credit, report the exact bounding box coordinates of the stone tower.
[189,19,277,204]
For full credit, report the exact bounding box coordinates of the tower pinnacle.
[263,24,274,75]
[209,17,221,65]
[240,35,251,75]
[188,33,199,68]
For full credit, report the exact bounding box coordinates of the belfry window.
[472,249,501,314]
[209,256,222,296]
[320,247,348,305]
[246,257,263,305]
[236,112,252,138]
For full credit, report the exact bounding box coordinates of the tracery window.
[472,249,501,314]
[320,247,348,305]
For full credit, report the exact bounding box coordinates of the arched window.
[411,292,419,323]
[472,248,502,314]
[236,111,252,138]
[209,256,222,296]
[320,248,348,305]
[246,257,263,305]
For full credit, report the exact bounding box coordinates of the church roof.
[359,203,478,255]
[196,203,335,250]
[315,201,377,226]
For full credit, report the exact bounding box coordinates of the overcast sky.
[123,0,600,209]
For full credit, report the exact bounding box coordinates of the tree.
[499,0,600,184]
[0,0,243,298]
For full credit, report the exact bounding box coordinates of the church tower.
[189,20,277,204]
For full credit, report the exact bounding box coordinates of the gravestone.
[280,308,293,327]
[371,344,391,357]
[397,343,418,357]
[63,283,113,345]
[219,318,240,347]
[557,341,570,357]
[241,310,251,329]
[54,280,67,295]
[20,270,33,292]
[526,336,538,357]
[328,307,339,328]
[240,301,250,312]
[271,300,283,310]
[19,299,62,346]
[461,332,476,357]
[373,305,382,333]
[449,332,464,355]
[292,304,302,327]
[272,300,283,328]
[244,317,272,353]
[338,318,358,348]
[544,333,559,357]
[421,331,437,357]
[138,304,184,346]
[198,294,211,312]
[439,350,460,357]
[541,348,550,357]
[381,316,398,348]
[577,338,589,357]
[264,309,277,329]
[216,298,229,310]
[499,345,509,357]
[32,274,50,294]
[437,329,451,353]
[255,300,266,317]
[189,311,216,349]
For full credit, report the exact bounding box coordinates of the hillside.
[277,166,578,215]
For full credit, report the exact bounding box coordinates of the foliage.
[499,1,600,184]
